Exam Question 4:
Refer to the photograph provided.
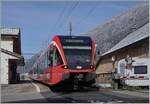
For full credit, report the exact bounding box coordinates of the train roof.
[57,35,92,46]
[57,35,92,41]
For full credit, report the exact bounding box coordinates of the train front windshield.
[63,46,92,69]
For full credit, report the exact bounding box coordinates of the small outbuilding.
[95,23,149,84]
[0,28,24,84]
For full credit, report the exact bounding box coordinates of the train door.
[44,48,53,83]
[51,46,64,84]
[43,46,56,83]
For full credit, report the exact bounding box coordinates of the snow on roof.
[0,28,20,35]
[102,23,149,56]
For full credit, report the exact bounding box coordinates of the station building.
[95,23,149,84]
[0,28,24,84]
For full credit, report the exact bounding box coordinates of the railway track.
[2,80,148,103]
[41,88,148,103]
[32,80,149,103]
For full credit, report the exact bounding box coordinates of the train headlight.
[90,65,95,69]
[63,65,68,69]
[76,66,82,69]
[47,73,50,79]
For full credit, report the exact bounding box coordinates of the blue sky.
[1,1,147,59]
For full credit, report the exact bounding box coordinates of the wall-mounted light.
[111,55,116,62]
[125,55,133,64]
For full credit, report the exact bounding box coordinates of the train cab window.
[53,47,63,66]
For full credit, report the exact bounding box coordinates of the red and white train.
[29,35,96,91]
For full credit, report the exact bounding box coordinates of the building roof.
[1,48,24,65]
[0,28,20,35]
[1,48,23,59]
[102,23,149,56]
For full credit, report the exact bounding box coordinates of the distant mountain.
[82,3,149,58]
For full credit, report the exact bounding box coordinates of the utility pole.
[69,22,72,36]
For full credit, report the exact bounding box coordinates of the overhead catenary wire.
[52,2,68,34]
[77,2,98,25]
[43,2,68,49]
[42,1,79,48]
[58,2,79,32]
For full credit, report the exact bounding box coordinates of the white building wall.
[1,52,9,84]
[0,52,17,84]
[0,40,14,84]
[1,40,13,52]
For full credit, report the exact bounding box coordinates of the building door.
[9,60,17,83]
[12,64,17,82]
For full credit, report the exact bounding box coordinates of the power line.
[43,2,68,48]
[43,2,79,48]
[58,2,79,32]
[39,2,79,51]
[53,2,68,34]
[77,3,98,25]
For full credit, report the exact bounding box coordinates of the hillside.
[83,3,149,56]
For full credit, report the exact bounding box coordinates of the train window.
[48,48,53,67]
[36,65,39,74]
[42,53,47,70]
[53,47,63,66]
[44,53,48,69]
